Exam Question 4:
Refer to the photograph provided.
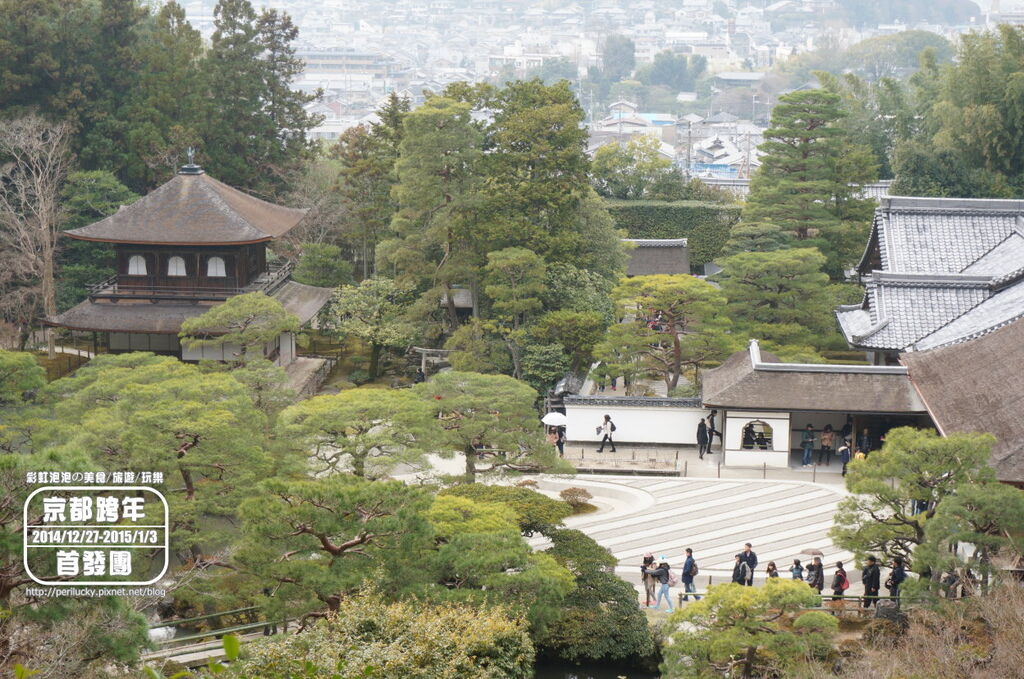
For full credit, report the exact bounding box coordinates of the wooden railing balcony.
[87,261,294,303]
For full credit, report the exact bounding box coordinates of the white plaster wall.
[181,342,242,362]
[279,332,296,366]
[724,410,791,468]
[564,403,706,444]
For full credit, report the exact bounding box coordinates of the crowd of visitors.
[639,543,910,610]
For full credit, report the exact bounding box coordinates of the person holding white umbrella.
[542,412,568,457]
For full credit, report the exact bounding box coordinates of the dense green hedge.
[605,199,741,271]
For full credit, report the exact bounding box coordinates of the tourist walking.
[801,424,815,467]
[707,409,722,446]
[861,555,881,608]
[643,557,675,612]
[641,553,656,607]
[739,543,757,586]
[696,418,710,459]
[732,554,750,585]
[681,548,700,601]
[596,414,616,453]
[818,424,835,466]
[831,561,849,601]
[838,437,852,476]
[790,559,805,580]
[766,561,779,578]
[806,556,825,594]
[886,557,907,603]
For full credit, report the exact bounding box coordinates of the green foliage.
[0,0,318,194]
[636,50,706,92]
[321,278,416,378]
[412,371,566,481]
[519,342,571,395]
[529,310,608,372]
[331,94,409,278]
[484,247,547,330]
[179,292,301,361]
[539,529,656,665]
[592,135,687,200]
[540,263,616,323]
[591,322,654,396]
[830,428,997,566]
[720,222,791,257]
[716,248,835,349]
[440,484,574,537]
[604,200,740,271]
[57,171,139,310]
[662,579,837,679]
[234,476,433,620]
[0,350,45,403]
[444,319,513,375]
[202,357,295,416]
[276,387,436,478]
[0,449,150,674]
[890,140,1012,198]
[40,353,278,553]
[917,482,1024,590]
[602,35,636,82]
[426,494,521,538]
[612,274,732,390]
[744,88,877,278]
[201,0,320,195]
[293,243,354,288]
[222,591,536,679]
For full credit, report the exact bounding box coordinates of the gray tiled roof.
[839,196,1024,352]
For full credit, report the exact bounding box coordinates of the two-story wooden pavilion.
[47,163,333,366]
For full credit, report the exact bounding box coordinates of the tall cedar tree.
[380,96,484,330]
[332,93,410,277]
[203,0,321,196]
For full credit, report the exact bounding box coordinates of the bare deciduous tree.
[0,116,72,355]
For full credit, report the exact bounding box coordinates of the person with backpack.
[732,554,751,585]
[831,561,850,601]
[597,414,616,453]
[806,556,825,594]
[643,557,675,612]
[790,558,805,580]
[681,548,700,601]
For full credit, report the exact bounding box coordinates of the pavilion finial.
[178,147,204,175]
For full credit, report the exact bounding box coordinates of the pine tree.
[744,89,877,277]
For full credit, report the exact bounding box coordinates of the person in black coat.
[732,554,750,585]
[861,555,881,607]
[739,543,757,586]
[697,418,710,459]
[887,557,907,603]
[830,561,848,601]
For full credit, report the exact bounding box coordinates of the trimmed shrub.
[605,199,740,271]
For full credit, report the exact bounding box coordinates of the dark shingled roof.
[702,342,926,414]
[49,281,332,334]
[64,171,308,245]
[902,318,1024,483]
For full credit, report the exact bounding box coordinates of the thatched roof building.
[902,317,1024,484]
